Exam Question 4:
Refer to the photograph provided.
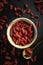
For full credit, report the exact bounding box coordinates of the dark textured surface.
[0,0,43,65]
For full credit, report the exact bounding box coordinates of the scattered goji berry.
[17,8,21,11]
[5,23,9,28]
[21,8,26,14]
[0,25,3,30]
[35,22,40,28]
[27,9,31,14]
[14,58,18,64]
[24,3,28,8]
[2,15,8,19]
[33,55,37,62]
[0,2,4,12]
[35,15,39,18]
[3,61,12,65]
[10,4,13,10]
[15,12,19,17]
[5,55,11,60]
[14,7,17,11]
[3,0,8,4]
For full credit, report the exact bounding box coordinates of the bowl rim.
[7,17,37,49]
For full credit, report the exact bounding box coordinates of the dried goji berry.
[33,55,37,62]
[14,7,17,11]
[6,52,9,55]
[10,47,15,56]
[11,50,15,56]
[27,9,31,14]
[2,34,7,42]
[18,14,22,17]
[24,3,28,8]
[21,8,26,14]
[21,41,25,46]
[30,16,35,19]
[10,4,13,10]
[2,15,8,19]
[35,15,39,18]
[5,55,11,60]
[27,61,30,65]
[35,22,40,28]
[5,23,9,28]
[14,58,18,64]
[26,48,32,54]
[0,25,3,30]
[15,12,19,17]
[17,8,21,11]
[0,2,4,12]
[30,12,34,16]
[3,0,8,4]
[3,61,11,65]
[0,19,5,23]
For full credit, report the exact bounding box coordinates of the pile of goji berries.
[10,21,34,46]
[0,0,42,65]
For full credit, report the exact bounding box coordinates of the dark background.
[0,0,43,65]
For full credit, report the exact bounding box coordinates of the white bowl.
[7,18,37,49]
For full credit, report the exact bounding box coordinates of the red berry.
[24,3,28,8]
[33,55,37,62]
[0,25,3,30]
[27,9,31,14]
[0,2,4,12]
[35,22,40,28]
[10,4,13,10]
[5,56,11,60]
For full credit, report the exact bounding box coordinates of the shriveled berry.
[3,0,8,4]
[17,8,21,11]
[5,23,9,28]
[0,25,3,30]
[3,61,12,65]
[21,8,26,14]
[24,3,28,8]
[14,7,17,11]
[33,55,37,62]
[15,12,19,17]
[27,9,31,14]
[35,22,40,28]
[2,15,8,19]
[0,2,4,12]
[10,4,13,10]
[35,15,39,18]
[5,55,11,60]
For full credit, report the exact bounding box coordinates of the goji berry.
[35,15,39,18]
[2,15,8,19]
[0,2,4,12]
[21,8,26,14]
[15,12,19,17]
[5,55,11,60]
[35,22,40,28]
[24,3,28,8]
[33,55,37,62]
[14,7,17,11]
[3,0,8,4]
[27,9,31,14]
[5,23,9,28]
[0,25,3,30]
[10,4,13,10]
